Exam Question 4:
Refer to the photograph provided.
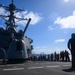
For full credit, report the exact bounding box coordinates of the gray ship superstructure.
[0,0,33,63]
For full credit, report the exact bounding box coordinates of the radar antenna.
[12,0,14,3]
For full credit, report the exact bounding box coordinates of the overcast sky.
[0,0,75,54]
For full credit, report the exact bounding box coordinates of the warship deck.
[0,61,75,75]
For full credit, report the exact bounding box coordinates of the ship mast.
[0,0,29,30]
[6,0,16,28]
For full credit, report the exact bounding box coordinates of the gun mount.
[0,0,33,63]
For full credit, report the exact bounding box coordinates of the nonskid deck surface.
[0,61,75,75]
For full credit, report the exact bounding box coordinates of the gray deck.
[0,61,75,75]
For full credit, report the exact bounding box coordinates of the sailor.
[60,51,65,61]
[68,33,75,68]
[64,50,70,62]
